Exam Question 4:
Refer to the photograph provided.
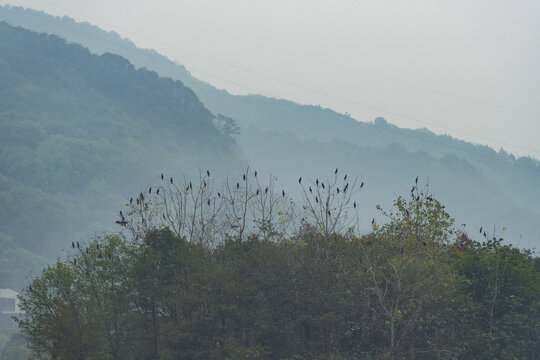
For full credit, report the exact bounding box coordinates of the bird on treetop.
[344,174,347,181]
[335,168,338,174]
[207,170,210,177]
[282,190,285,197]
[161,173,163,180]
[353,202,356,209]
[237,182,240,190]
[298,177,302,184]
[170,177,173,184]
[360,182,364,188]
[254,171,257,177]
[265,187,268,194]
[309,186,312,193]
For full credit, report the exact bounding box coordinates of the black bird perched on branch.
[327,210,331,216]
[416,196,420,201]
[483,231,487,238]
[321,183,325,189]
[372,218,375,224]
[149,187,152,194]
[243,174,246,181]
[344,183,349,193]
[130,197,133,205]
[256,188,260,195]
[298,177,302,184]
[360,182,364,189]
[76,242,80,249]
[282,190,285,197]
[170,177,173,184]
[344,174,347,181]
[115,220,128,226]
[316,179,319,186]
[254,171,258,177]
[72,241,75,249]
[309,186,312,193]
[315,196,319,203]
[203,181,206,188]
[218,192,221,197]
[335,168,338,174]
[265,187,268,194]
[337,188,340,194]
[189,182,192,190]
[161,173,164,180]
[207,170,210,177]
[479,226,483,234]
[207,199,211,206]
[156,188,159,195]
[353,202,356,209]
[237,182,240,190]
[186,185,190,192]
[139,192,144,201]
[415,176,418,184]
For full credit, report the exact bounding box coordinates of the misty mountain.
[2,6,536,249]
[0,21,242,288]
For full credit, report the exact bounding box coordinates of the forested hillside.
[0,22,241,288]
[1,5,537,251]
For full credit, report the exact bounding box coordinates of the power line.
[22,0,540,163]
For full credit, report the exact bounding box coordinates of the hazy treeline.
[16,173,540,359]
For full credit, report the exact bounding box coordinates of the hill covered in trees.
[0,21,242,288]
[1,5,537,252]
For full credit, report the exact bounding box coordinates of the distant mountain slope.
[0,6,538,252]
[0,22,241,265]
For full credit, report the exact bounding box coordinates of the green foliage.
[15,187,539,359]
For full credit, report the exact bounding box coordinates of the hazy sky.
[3,0,539,158]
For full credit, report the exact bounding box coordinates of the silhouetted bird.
[321,183,325,189]
[136,198,140,205]
[156,189,159,195]
[309,187,312,193]
[254,171,258,177]
[411,187,415,193]
[298,177,302,184]
[479,226,483,234]
[337,188,340,194]
[237,182,240,190]
[265,187,268,194]
[353,202,356,209]
[361,182,364,188]
[115,220,128,226]
[218,192,221,197]
[130,197,133,205]
[207,170,210,177]
[344,183,349,192]
[149,187,152,194]
[405,210,410,217]
[372,218,375,224]
[256,189,260,195]
[335,168,338,174]
[203,181,206,188]
[72,241,75,249]
[315,196,319,203]
[316,179,319,186]
[282,190,285,197]
[139,192,144,201]
[483,231,487,237]
[344,174,347,181]
[416,196,420,201]
[207,199,211,206]
[189,182,192,190]
[243,174,246,181]
[161,173,164,180]
[186,185,190,191]
[170,177,173,184]
[415,176,418,184]
[96,244,100,251]
[76,242,80,249]
[327,210,331,215]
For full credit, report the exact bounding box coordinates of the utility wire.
[25,0,540,166]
